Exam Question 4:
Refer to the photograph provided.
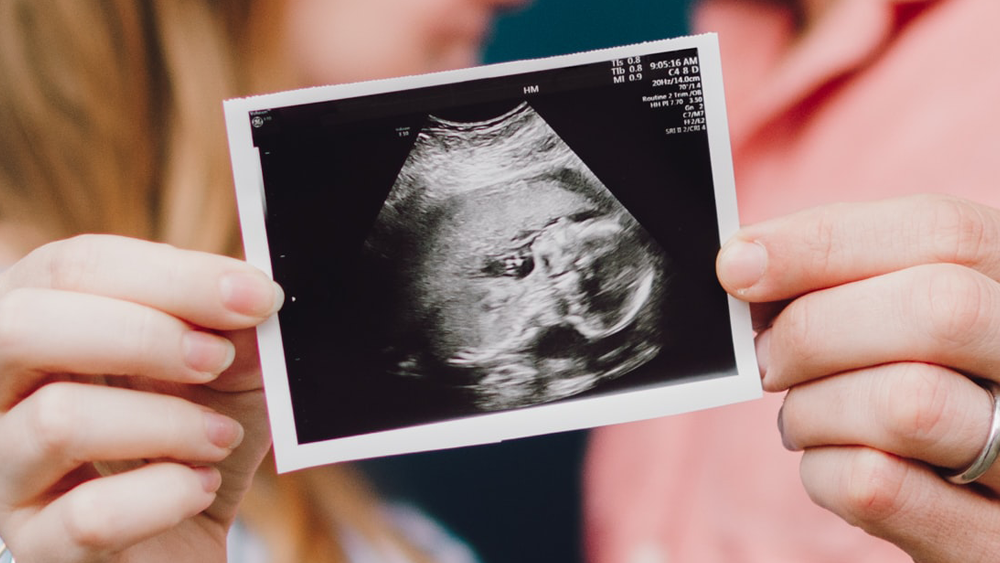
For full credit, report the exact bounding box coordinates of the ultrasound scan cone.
[365,102,669,410]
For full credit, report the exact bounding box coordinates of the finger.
[800,446,1000,563]
[779,363,1000,489]
[0,234,283,330]
[0,383,243,507]
[203,328,263,394]
[9,463,221,563]
[748,300,790,333]
[0,288,237,404]
[758,263,1000,390]
[716,194,1000,305]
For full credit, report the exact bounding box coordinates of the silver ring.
[944,379,1000,485]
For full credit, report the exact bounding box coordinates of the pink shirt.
[585,0,1000,561]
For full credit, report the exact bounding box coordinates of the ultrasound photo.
[226,34,759,470]
[366,103,668,410]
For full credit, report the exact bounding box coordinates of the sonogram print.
[364,102,669,410]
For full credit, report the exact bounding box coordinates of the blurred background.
[359,2,695,562]
[484,0,695,63]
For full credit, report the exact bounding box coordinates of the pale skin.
[589,195,1000,563]
[278,0,528,87]
[10,197,994,562]
[11,1,997,563]
[0,235,281,562]
[0,0,529,560]
[585,0,1000,560]
[722,195,1000,563]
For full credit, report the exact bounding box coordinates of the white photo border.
[225,33,759,473]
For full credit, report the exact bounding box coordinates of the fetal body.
[365,102,668,410]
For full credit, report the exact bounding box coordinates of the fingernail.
[755,328,771,379]
[777,405,796,450]
[203,411,245,450]
[193,466,223,493]
[182,331,236,377]
[717,239,767,294]
[220,272,284,318]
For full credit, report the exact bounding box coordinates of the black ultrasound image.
[253,47,738,445]
[366,103,668,410]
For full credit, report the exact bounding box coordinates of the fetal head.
[415,205,666,409]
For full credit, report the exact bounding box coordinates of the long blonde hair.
[0,2,433,561]
[0,0,237,251]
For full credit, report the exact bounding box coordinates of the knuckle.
[774,297,819,359]
[160,399,205,455]
[63,486,116,550]
[914,264,994,347]
[804,206,844,277]
[26,384,81,457]
[40,235,105,291]
[838,449,911,526]
[115,305,177,378]
[880,365,951,447]
[922,195,994,267]
[123,306,162,362]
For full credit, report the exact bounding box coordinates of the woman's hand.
[0,234,282,563]
[718,194,1000,563]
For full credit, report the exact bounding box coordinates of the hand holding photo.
[225,33,758,472]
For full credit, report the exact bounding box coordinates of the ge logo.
[251,115,265,128]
